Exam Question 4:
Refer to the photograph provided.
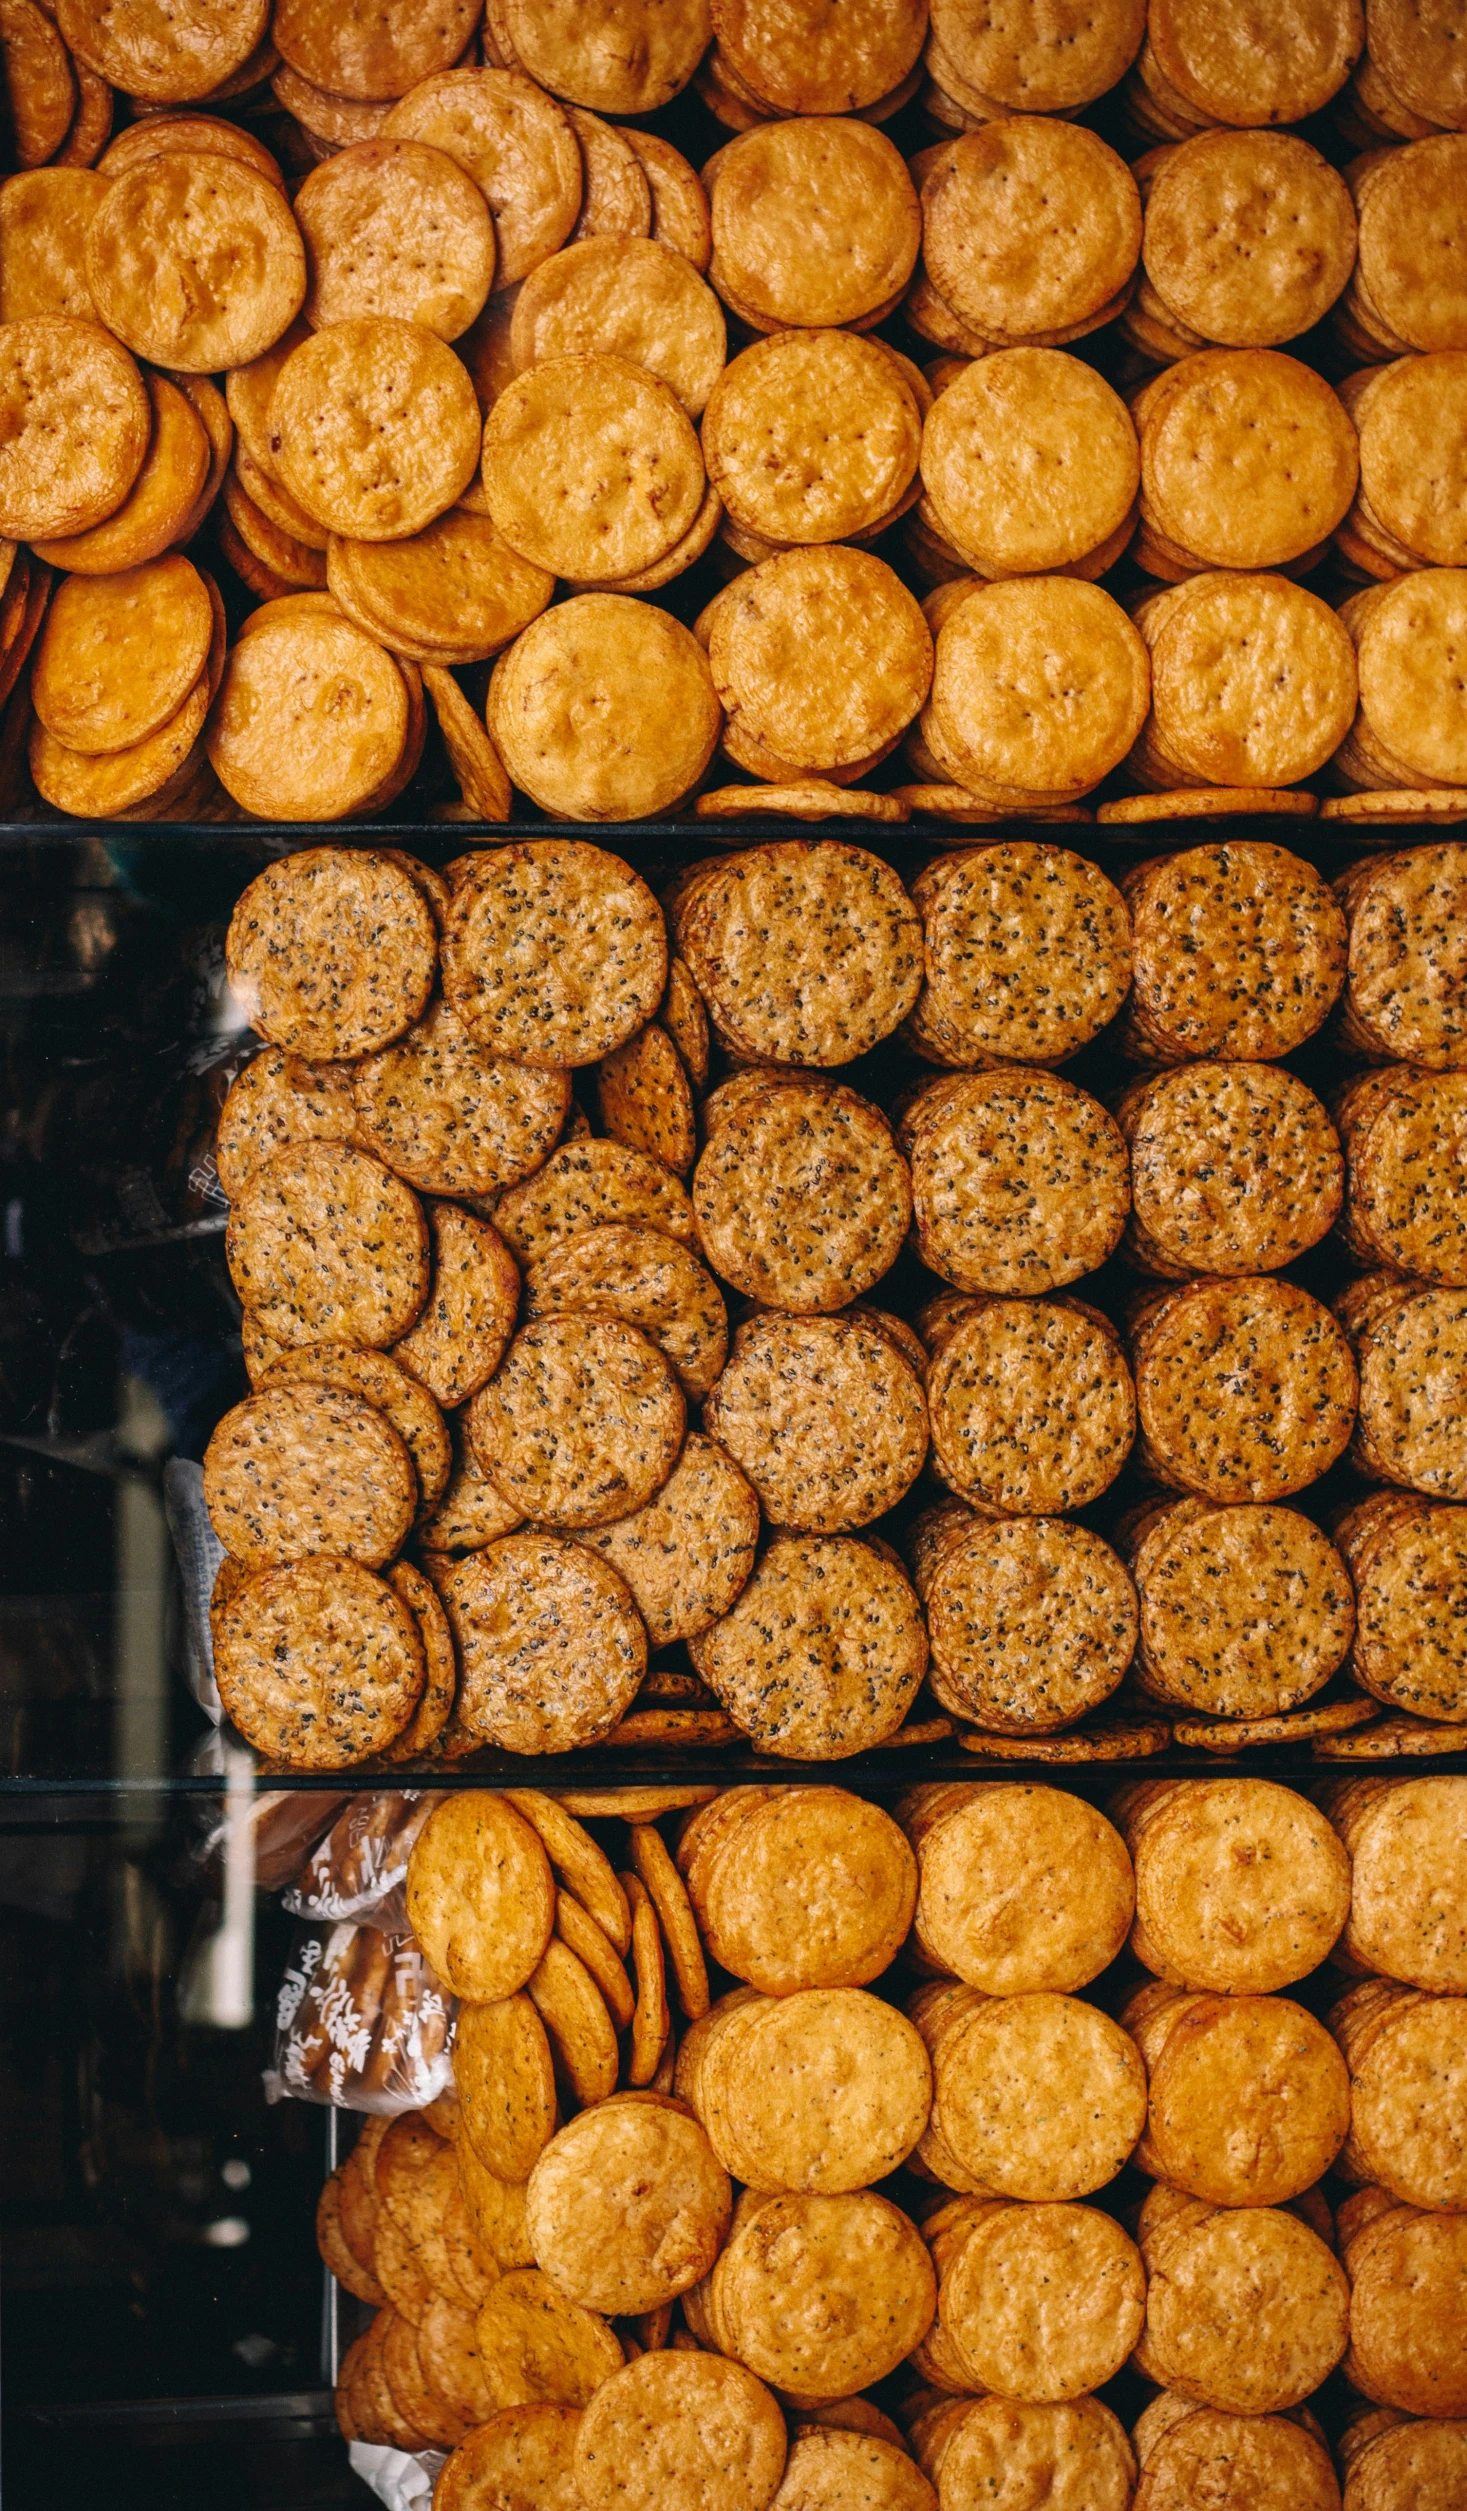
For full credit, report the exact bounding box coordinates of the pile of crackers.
[201,830,1467,1771]
[311,1772,1467,2509]
[1,0,1466,825]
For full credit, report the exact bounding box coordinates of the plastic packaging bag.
[348,2442,446,2509]
[283,1793,436,1932]
[266,1922,455,2115]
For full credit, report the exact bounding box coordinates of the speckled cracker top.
[571,1431,760,1647]
[226,1140,430,1350]
[905,841,1132,1068]
[1133,1276,1357,1503]
[1343,1278,1467,1499]
[693,1078,912,1316]
[491,1138,697,1265]
[1337,1067,1467,1285]
[204,1384,417,1570]
[1337,1491,1467,1722]
[926,1296,1136,1515]
[214,1558,425,1769]
[225,848,437,1061]
[1124,841,1347,1062]
[440,837,667,1070]
[674,839,923,1068]
[214,1046,360,1202]
[353,994,571,1199]
[1121,1061,1343,1278]
[1339,842,1467,1069]
[1129,1495,1354,1717]
[392,1200,520,1411]
[525,1220,727,1401]
[704,1311,928,1534]
[688,1533,927,1761]
[924,1515,1137,1735]
[469,1313,685,1528]
[438,1532,646,1755]
[900,1066,1130,1295]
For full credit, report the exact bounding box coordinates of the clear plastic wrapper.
[266,1922,455,2115]
[282,1792,436,1931]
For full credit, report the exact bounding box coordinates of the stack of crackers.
[1,0,1466,825]
[199,826,1467,1771]
[305,1769,1467,2506]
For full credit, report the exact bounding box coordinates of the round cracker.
[1145,130,1356,348]
[1141,2196,1349,2414]
[712,2190,934,2401]
[905,840,1131,1067]
[924,1516,1137,1735]
[353,996,568,1200]
[501,0,708,114]
[474,2266,623,2411]
[928,577,1148,800]
[214,1557,423,1765]
[712,0,922,112]
[575,2350,785,2511]
[906,1782,1133,1993]
[924,122,1139,343]
[85,154,304,372]
[481,352,703,583]
[1121,1062,1342,1278]
[926,1991,1144,2201]
[704,329,919,545]
[921,349,1138,574]
[34,371,212,574]
[208,611,411,819]
[0,315,149,541]
[901,1068,1129,1295]
[595,1024,694,1179]
[929,0,1143,110]
[626,131,709,270]
[688,1788,914,1993]
[272,0,476,100]
[511,236,723,418]
[407,1793,554,2001]
[31,553,212,756]
[436,1532,646,1752]
[1141,573,1357,790]
[1140,348,1358,569]
[527,2100,729,2315]
[708,118,918,329]
[708,548,931,779]
[327,511,551,665]
[1148,0,1360,121]
[441,838,666,1068]
[1343,1493,1467,1723]
[704,1311,927,1535]
[1342,1987,1467,2210]
[675,841,922,1065]
[524,1223,725,1403]
[492,1139,695,1264]
[59,0,266,100]
[697,1990,931,2194]
[0,168,107,326]
[204,1382,416,1568]
[260,1343,450,1520]
[486,594,721,821]
[1123,838,1345,1059]
[454,1993,556,2184]
[1123,1776,1350,1992]
[393,1201,520,1412]
[226,1141,429,1351]
[693,1079,911,1315]
[470,1314,682,1529]
[1130,1496,1354,1717]
[296,137,494,338]
[437,2406,583,2511]
[567,1433,758,1649]
[270,316,480,538]
[1141,1990,1351,2205]
[940,2201,1144,2402]
[382,67,582,285]
[226,849,435,1061]
[1341,1067,1467,1286]
[1133,1276,1357,1504]
[926,1295,1135,1515]
[689,1531,927,1759]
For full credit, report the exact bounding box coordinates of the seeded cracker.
[596,1026,695,1179]
[901,1069,1129,1296]
[215,1560,425,1766]
[1123,841,1346,1061]
[925,1516,1137,1734]
[393,1203,519,1413]
[471,1315,683,1529]
[689,1532,926,1758]
[1130,1497,1354,1717]
[353,997,569,1202]
[693,1080,911,1315]
[491,1140,696,1264]
[1120,1063,1342,1276]
[926,1295,1135,1515]
[441,840,664,1067]
[705,1312,928,1535]
[437,1534,644,1754]
[227,1141,429,1352]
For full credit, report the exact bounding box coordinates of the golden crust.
[1138,2196,1350,2415]
[690,1533,926,1759]
[383,70,582,286]
[226,850,436,1059]
[86,155,304,372]
[526,2102,730,2316]
[938,2200,1145,2401]
[215,1557,424,1765]
[902,1068,1129,1295]
[1123,1776,1351,1992]
[270,318,480,540]
[470,1314,683,1530]
[354,996,568,1200]
[526,1223,725,1403]
[486,597,722,822]
[1121,1063,1342,1277]
[442,836,666,1068]
[926,1294,1136,1516]
[295,138,494,339]
[491,1138,695,1264]
[904,1782,1134,1994]
[0,316,149,541]
[689,1787,916,1995]
[227,1140,428,1352]
[923,123,1140,343]
[709,547,932,779]
[704,1311,927,1534]
[694,1078,912,1315]
[205,1380,415,1567]
[709,120,919,329]
[925,1516,1137,1734]
[573,2352,786,2511]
